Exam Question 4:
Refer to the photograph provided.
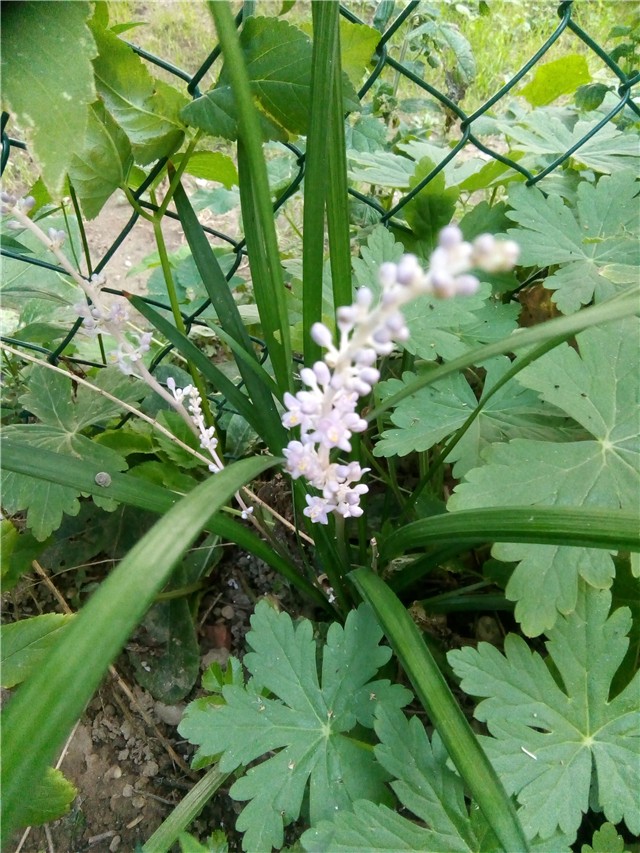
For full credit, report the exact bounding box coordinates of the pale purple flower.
[281,224,519,524]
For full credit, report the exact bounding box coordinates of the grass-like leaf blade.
[350,567,530,853]
[1,455,277,842]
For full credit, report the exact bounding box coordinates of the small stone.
[201,647,229,670]
[154,701,185,727]
[121,784,134,798]
[132,796,145,810]
[109,836,121,852]
[141,760,159,778]
[220,604,235,620]
[118,749,129,761]
[108,765,122,779]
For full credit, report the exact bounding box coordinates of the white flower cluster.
[2,192,153,378]
[166,378,253,519]
[283,225,519,525]
[74,274,152,376]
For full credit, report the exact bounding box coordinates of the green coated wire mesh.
[1,0,638,384]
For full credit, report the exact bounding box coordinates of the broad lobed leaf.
[449,583,640,841]
[449,318,640,636]
[179,601,412,852]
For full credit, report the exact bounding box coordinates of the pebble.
[154,701,185,727]
[132,796,146,810]
[121,784,133,798]
[109,836,121,852]
[220,604,235,620]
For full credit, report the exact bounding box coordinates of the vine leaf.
[89,18,185,164]
[302,704,573,853]
[182,16,359,142]
[449,319,640,636]
[448,584,640,842]
[0,1,97,194]
[0,367,144,539]
[374,357,575,476]
[507,172,639,314]
[179,601,412,852]
[68,102,133,219]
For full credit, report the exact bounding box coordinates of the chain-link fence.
[1,0,638,380]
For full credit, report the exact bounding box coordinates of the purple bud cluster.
[167,377,253,519]
[282,225,519,524]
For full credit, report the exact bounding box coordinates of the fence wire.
[1,0,638,385]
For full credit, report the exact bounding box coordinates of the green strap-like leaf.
[0,440,330,611]
[172,181,286,452]
[350,568,530,853]
[209,1,292,392]
[380,507,640,567]
[1,455,276,843]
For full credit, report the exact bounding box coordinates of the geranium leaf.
[402,282,519,362]
[449,584,640,841]
[179,601,412,852]
[22,767,77,827]
[499,113,640,176]
[507,174,639,314]
[449,319,640,636]
[302,704,573,853]
[374,357,577,475]
[1,614,74,689]
[0,366,144,539]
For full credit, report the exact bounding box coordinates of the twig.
[1,342,312,544]
[31,561,198,780]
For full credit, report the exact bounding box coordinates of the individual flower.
[281,224,519,523]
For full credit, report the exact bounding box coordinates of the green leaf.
[89,19,185,163]
[402,282,519,362]
[0,520,46,592]
[0,367,144,539]
[501,114,640,175]
[507,174,640,314]
[581,822,629,853]
[449,319,640,636]
[449,583,640,840]
[178,831,229,853]
[575,83,611,112]
[154,410,202,470]
[172,150,239,188]
[347,150,416,189]
[179,601,412,852]
[1,614,74,688]
[338,18,379,87]
[352,225,405,294]
[182,16,358,141]
[374,357,577,475]
[68,102,132,219]
[0,2,97,194]
[303,706,497,852]
[345,115,388,153]
[349,567,530,853]
[22,766,77,828]
[303,705,571,853]
[1,455,278,844]
[518,55,591,106]
[403,158,459,250]
[128,598,200,703]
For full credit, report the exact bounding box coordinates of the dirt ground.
[6,547,302,853]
